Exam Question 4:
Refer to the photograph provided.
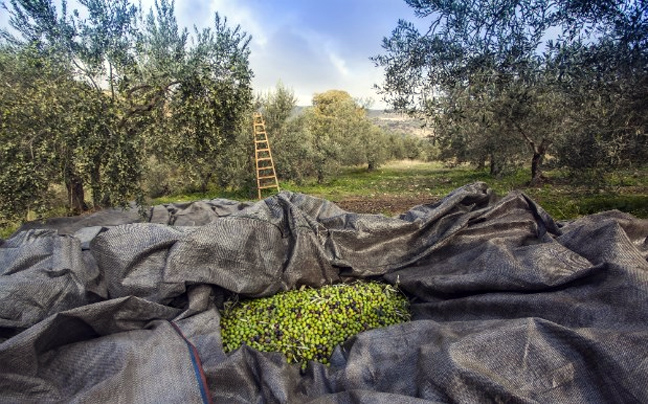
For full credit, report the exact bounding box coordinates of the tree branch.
[512,120,538,154]
[118,80,181,129]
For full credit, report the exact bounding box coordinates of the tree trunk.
[476,157,485,171]
[367,161,376,171]
[530,152,544,186]
[200,172,213,194]
[66,173,87,215]
[529,138,551,186]
[512,122,551,187]
[91,161,102,208]
[489,153,502,177]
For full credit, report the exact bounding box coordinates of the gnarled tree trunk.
[489,153,503,177]
[65,171,87,214]
[529,138,551,186]
[513,122,551,186]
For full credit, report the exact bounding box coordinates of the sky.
[0,0,427,108]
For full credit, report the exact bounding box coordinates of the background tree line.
[373,0,648,185]
[255,84,434,186]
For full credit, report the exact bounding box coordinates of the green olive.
[220,280,410,368]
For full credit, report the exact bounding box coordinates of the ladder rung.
[253,113,279,199]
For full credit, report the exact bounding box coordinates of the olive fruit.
[220,281,410,368]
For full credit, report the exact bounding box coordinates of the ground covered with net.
[1,182,648,403]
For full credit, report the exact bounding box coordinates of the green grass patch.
[150,187,254,205]
[281,161,477,201]
[530,191,648,220]
[0,224,19,239]
[280,161,648,220]
[280,161,527,202]
[150,160,648,221]
[3,161,647,239]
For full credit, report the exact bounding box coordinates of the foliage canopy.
[374,0,648,183]
[0,0,253,225]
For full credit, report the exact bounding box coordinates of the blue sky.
[1,0,425,108]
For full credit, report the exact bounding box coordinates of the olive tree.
[1,0,255,222]
[138,2,254,193]
[2,0,144,213]
[373,0,648,184]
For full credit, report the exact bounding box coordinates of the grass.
[3,160,647,239]
[151,188,251,205]
[0,225,18,239]
[138,160,648,221]
[280,161,522,199]
[280,160,648,220]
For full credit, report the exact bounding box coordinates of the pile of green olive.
[220,281,410,369]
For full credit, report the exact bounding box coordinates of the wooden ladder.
[253,112,280,199]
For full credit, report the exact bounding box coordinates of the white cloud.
[248,22,388,108]
[328,52,349,77]
[201,0,268,47]
[137,0,268,47]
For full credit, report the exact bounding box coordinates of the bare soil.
[335,195,439,216]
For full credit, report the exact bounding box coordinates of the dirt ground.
[335,195,439,216]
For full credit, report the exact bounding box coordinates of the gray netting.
[1,182,648,403]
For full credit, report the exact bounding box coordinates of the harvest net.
[1,182,648,403]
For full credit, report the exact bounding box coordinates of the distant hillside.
[291,107,432,138]
[368,110,432,138]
